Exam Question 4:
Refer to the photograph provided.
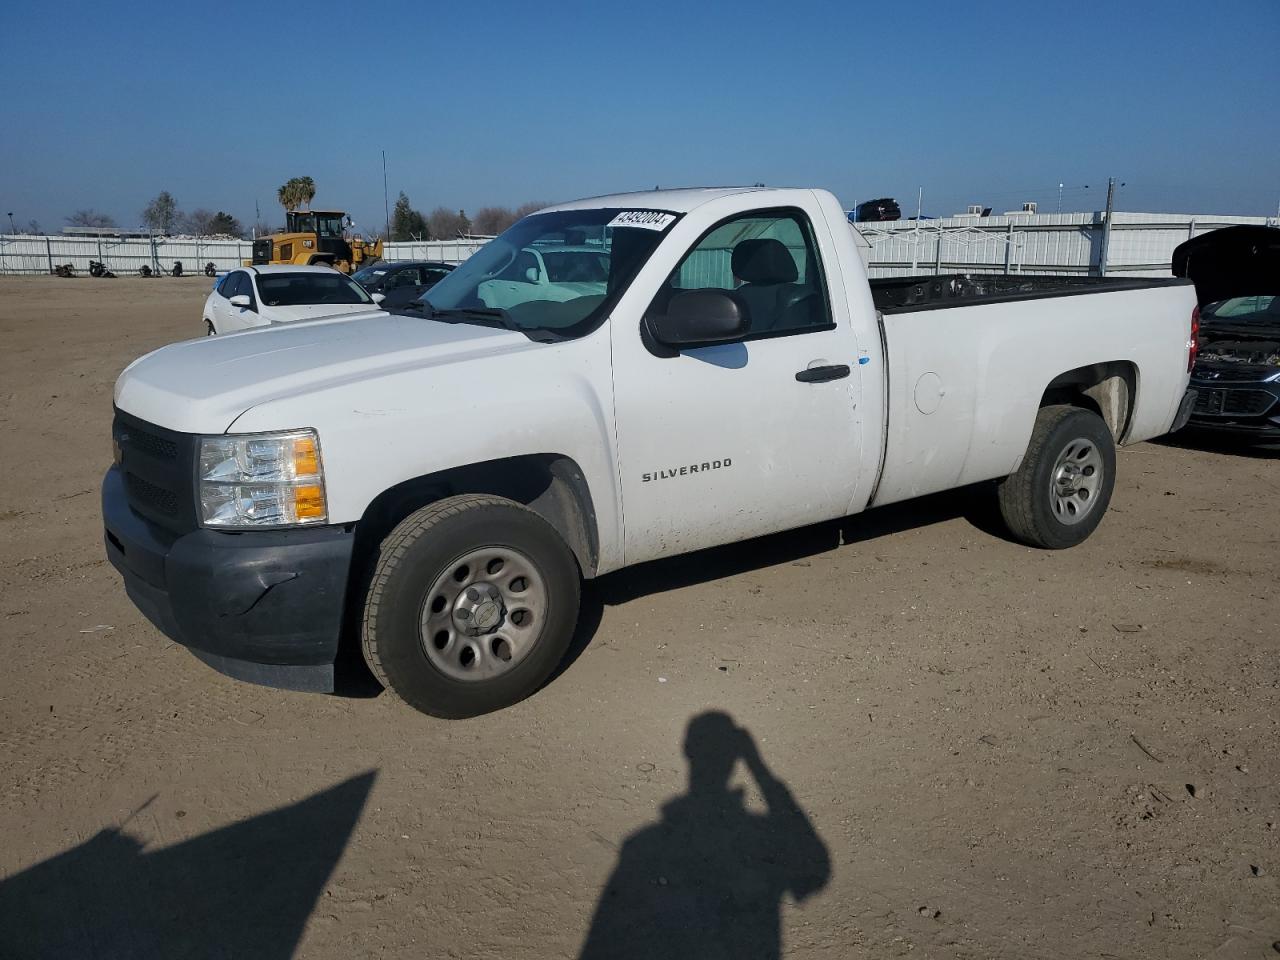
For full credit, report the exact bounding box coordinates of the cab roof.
[541,186,779,215]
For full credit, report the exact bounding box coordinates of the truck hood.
[262,303,385,323]
[115,313,528,433]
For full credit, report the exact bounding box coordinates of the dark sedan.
[1173,225,1280,438]
[352,261,455,308]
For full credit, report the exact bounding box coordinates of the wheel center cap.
[455,582,505,636]
[473,600,502,632]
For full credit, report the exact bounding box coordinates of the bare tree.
[427,207,472,240]
[514,201,549,219]
[471,206,517,236]
[26,219,43,235]
[182,208,217,236]
[141,191,180,235]
[65,209,117,228]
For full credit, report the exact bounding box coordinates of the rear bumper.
[1170,387,1198,433]
[102,466,354,692]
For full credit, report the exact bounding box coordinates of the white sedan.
[203,264,386,335]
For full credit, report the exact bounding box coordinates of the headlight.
[198,429,327,527]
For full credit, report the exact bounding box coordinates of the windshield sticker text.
[609,211,676,231]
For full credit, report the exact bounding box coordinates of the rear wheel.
[997,405,1116,549]
[361,495,581,718]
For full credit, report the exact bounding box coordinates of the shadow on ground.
[1156,427,1280,460]
[556,483,1004,677]
[0,772,375,960]
[578,711,830,959]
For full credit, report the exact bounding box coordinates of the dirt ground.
[0,275,1277,959]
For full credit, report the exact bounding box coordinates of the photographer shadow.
[579,712,830,960]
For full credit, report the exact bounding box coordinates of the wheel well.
[1039,361,1136,441]
[351,454,599,578]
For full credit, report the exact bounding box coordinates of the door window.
[658,210,832,338]
[384,268,421,290]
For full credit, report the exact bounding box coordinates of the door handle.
[795,364,851,383]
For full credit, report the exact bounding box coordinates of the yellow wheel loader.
[247,210,383,273]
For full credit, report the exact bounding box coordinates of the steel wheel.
[418,546,548,682]
[1049,437,1103,525]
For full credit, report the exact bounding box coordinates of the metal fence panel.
[3,211,1276,279]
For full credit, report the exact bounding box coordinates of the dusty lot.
[0,275,1277,959]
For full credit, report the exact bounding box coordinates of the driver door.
[610,203,863,565]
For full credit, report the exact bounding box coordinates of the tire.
[361,494,581,718]
[997,405,1116,549]
[205,319,216,336]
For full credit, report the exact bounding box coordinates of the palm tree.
[276,177,317,212]
[296,176,315,210]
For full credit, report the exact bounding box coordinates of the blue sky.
[3,0,1278,232]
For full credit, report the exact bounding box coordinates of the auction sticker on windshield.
[608,211,676,231]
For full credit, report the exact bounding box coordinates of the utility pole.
[382,150,391,242]
[1099,177,1122,277]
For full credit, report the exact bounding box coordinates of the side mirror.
[228,294,251,308]
[646,289,749,347]
[370,293,386,305]
[524,267,539,283]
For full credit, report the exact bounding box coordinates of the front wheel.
[997,405,1116,549]
[361,495,581,718]
[205,319,216,336]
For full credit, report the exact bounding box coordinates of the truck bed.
[870,273,1193,314]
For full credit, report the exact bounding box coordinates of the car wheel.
[361,494,581,718]
[997,405,1116,549]
[205,319,216,336]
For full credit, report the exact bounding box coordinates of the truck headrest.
[732,239,798,285]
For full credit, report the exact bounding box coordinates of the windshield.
[352,265,388,286]
[256,272,373,307]
[419,208,679,337]
[1203,295,1278,323]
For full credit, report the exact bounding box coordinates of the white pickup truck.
[103,187,1199,717]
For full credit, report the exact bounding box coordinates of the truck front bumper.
[102,466,355,692]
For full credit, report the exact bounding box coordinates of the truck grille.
[1193,388,1277,418]
[113,410,199,533]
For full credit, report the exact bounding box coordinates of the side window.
[216,272,235,298]
[232,272,256,307]
[385,268,420,290]
[664,210,831,337]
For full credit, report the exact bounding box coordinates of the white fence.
[2,211,1276,279]
[0,234,253,276]
[857,211,1277,278]
[0,235,486,276]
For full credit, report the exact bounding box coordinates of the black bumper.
[102,466,355,692]
[1187,378,1280,438]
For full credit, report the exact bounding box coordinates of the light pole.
[382,150,391,242]
[6,212,14,234]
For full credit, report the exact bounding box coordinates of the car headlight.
[198,429,327,527]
